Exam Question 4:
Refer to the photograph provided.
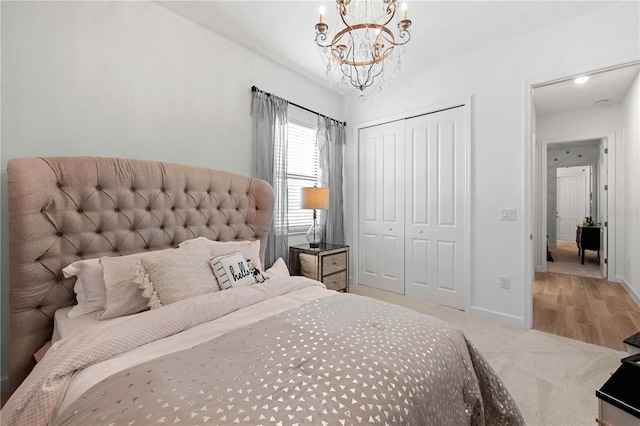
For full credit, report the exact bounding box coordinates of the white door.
[556,170,587,242]
[404,107,467,309]
[358,121,405,294]
[598,139,608,278]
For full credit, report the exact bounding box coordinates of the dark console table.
[576,225,601,265]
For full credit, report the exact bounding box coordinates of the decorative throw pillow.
[179,237,263,270]
[140,241,219,306]
[265,257,291,278]
[62,258,105,317]
[99,254,157,320]
[209,251,256,289]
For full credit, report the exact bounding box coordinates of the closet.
[357,105,468,309]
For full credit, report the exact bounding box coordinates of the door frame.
[523,55,638,329]
[350,96,473,313]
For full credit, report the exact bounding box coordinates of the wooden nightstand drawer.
[324,272,347,292]
[322,252,347,275]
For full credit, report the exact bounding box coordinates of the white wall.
[621,72,640,302]
[345,2,639,325]
[0,1,345,389]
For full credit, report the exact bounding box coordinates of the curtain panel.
[251,89,289,267]
[317,116,346,245]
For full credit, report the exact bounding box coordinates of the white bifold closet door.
[358,106,467,310]
[358,120,405,294]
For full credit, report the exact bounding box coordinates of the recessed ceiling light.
[596,99,610,106]
[574,76,589,84]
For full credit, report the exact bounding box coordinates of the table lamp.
[301,186,330,248]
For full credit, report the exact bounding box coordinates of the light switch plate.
[500,208,516,221]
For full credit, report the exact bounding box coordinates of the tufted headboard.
[7,157,274,394]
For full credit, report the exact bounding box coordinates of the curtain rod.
[251,86,346,126]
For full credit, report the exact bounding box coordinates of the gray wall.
[0,1,344,389]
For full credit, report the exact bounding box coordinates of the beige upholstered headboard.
[7,157,274,394]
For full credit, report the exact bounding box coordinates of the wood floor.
[533,271,640,351]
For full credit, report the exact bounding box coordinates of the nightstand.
[289,243,349,292]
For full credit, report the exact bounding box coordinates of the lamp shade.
[301,187,330,210]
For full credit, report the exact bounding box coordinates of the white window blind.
[285,107,320,233]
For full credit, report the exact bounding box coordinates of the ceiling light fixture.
[595,99,610,106]
[574,76,589,84]
[315,0,413,102]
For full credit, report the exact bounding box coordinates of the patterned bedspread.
[3,279,523,425]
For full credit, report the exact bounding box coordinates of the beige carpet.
[350,284,625,426]
[547,241,603,279]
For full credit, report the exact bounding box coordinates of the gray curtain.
[317,116,346,245]
[251,89,289,267]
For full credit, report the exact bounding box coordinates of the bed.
[3,156,524,425]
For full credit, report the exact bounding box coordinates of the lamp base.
[306,219,322,248]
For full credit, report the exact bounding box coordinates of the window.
[280,107,321,233]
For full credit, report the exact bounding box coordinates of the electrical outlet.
[500,276,510,289]
[500,208,516,221]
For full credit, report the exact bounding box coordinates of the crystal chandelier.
[314,0,412,101]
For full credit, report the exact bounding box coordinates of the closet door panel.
[405,107,467,309]
[358,122,404,294]
[437,121,456,226]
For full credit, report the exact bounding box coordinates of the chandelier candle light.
[315,0,412,101]
[301,187,330,248]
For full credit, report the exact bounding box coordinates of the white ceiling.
[534,64,640,116]
[155,1,617,91]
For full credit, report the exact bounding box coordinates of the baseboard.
[620,277,640,307]
[469,306,526,328]
[1,374,7,392]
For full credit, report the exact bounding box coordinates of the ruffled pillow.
[136,240,219,307]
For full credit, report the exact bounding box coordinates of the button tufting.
[114,208,120,212]
[76,252,83,257]
[77,208,83,213]
[130,187,135,192]
[130,227,135,231]
[145,207,151,211]
[56,182,62,188]
[144,245,149,250]
[160,225,164,230]
[196,206,200,210]
[184,224,188,228]
[113,248,118,253]
[96,186,101,191]
[184,188,188,193]
[160,188,165,192]
[56,231,63,236]
[171,206,175,211]
[95,229,101,234]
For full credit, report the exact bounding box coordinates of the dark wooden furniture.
[576,225,600,265]
[289,243,349,292]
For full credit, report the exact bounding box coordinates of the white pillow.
[180,237,262,270]
[265,257,291,278]
[63,258,105,318]
[209,252,256,289]
[139,241,219,306]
